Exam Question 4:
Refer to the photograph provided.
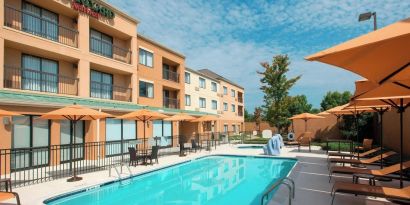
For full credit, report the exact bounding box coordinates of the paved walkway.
[1,144,404,205]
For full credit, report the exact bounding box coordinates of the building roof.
[137,34,185,59]
[185,67,219,82]
[198,69,244,89]
[0,90,212,116]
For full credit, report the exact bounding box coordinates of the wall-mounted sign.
[72,0,115,19]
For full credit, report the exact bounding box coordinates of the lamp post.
[358,12,377,31]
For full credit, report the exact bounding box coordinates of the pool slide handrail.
[260,177,295,205]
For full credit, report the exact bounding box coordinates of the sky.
[107,0,409,111]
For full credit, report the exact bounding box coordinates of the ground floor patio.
[2,145,404,205]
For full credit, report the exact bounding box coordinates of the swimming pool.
[237,145,264,149]
[45,155,297,205]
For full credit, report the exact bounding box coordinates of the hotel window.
[90,70,113,100]
[22,54,58,93]
[153,120,173,147]
[90,29,113,58]
[185,94,191,106]
[211,82,217,92]
[224,125,228,133]
[106,119,137,155]
[12,116,50,170]
[185,72,191,84]
[22,2,58,41]
[231,104,236,112]
[139,80,154,98]
[199,97,206,108]
[212,100,218,110]
[60,120,84,162]
[199,77,206,88]
[139,48,153,67]
[232,125,236,133]
[223,86,228,95]
[223,103,228,111]
[231,89,236,97]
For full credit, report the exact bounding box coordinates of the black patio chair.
[191,139,202,152]
[128,147,142,166]
[146,146,159,165]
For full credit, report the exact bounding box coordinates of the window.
[12,116,50,170]
[223,86,227,95]
[232,125,236,133]
[212,100,217,110]
[139,81,154,98]
[231,104,236,112]
[22,54,58,93]
[223,103,228,111]
[60,120,84,162]
[106,119,137,156]
[199,97,206,108]
[139,48,153,67]
[153,120,173,147]
[90,70,113,100]
[199,77,206,88]
[90,29,113,58]
[185,94,191,106]
[224,125,228,133]
[185,72,191,84]
[22,2,58,41]
[211,82,217,92]
[231,89,236,97]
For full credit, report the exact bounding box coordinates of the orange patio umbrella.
[41,104,110,182]
[190,115,219,122]
[0,109,21,116]
[305,18,410,84]
[317,111,330,116]
[289,113,324,132]
[357,80,410,188]
[165,113,196,156]
[117,109,168,149]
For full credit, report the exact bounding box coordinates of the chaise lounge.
[0,179,21,205]
[327,147,381,161]
[328,151,396,168]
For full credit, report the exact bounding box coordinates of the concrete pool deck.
[1,144,405,205]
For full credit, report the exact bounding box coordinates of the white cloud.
[108,0,409,110]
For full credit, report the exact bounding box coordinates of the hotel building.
[0,0,244,178]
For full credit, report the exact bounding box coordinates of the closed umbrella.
[117,109,168,150]
[289,113,324,132]
[41,104,110,182]
[305,18,410,84]
[357,80,410,188]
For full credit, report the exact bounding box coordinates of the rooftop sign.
[72,0,115,19]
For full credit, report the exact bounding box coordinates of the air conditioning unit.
[217,93,223,97]
[195,87,200,91]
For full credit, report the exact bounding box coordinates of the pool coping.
[43,154,298,204]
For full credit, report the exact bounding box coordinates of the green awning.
[0,90,212,116]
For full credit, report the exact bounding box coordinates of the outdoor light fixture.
[358,12,377,30]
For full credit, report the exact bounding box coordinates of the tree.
[244,108,254,122]
[258,55,301,133]
[287,95,312,116]
[310,108,320,114]
[320,91,352,111]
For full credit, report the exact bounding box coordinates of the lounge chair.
[355,138,373,152]
[331,181,410,205]
[327,147,381,161]
[328,151,396,168]
[329,160,410,182]
[0,179,21,205]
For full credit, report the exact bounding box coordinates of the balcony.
[4,6,79,48]
[90,37,132,64]
[163,97,179,109]
[162,68,179,83]
[90,81,132,102]
[238,97,243,103]
[238,106,244,116]
[4,66,79,95]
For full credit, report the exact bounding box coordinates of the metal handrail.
[108,163,133,180]
[261,177,295,205]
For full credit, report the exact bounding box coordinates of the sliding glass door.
[22,55,58,93]
[22,2,58,41]
[90,70,113,100]
[153,120,173,147]
[60,120,84,163]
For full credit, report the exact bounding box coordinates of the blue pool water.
[46,155,297,205]
[237,145,264,149]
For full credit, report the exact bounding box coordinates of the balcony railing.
[238,97,243,103]
[4,6,79,48]
[163,97,179,109]
[4,66,79,95]
[163,69,179,83]
[90,37,132,64]
[90,81,132,102]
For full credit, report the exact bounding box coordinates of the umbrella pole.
[68,120,82,182]
[305,119,307,132]
[379,110,385,169]
[399,99,404,188]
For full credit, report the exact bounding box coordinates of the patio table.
[353,173,376,186]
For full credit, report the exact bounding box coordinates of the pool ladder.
[108,163,133,180]
[260,177,295,205]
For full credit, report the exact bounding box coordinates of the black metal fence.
[4,6,79,48]
[0,132,245,189]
